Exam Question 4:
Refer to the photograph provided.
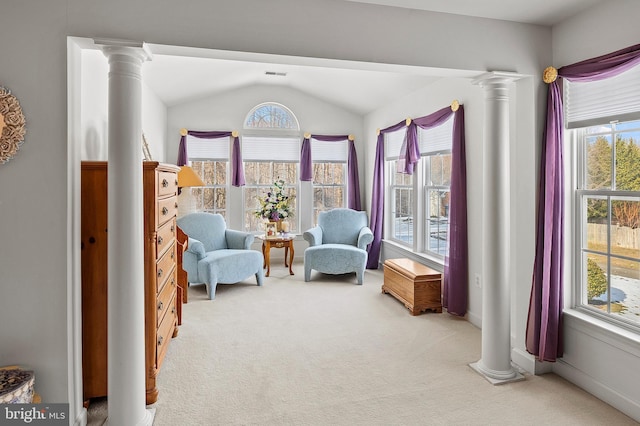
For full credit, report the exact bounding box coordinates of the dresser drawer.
[156,243,176,292]
[157,171,178,197]
[157,196,178,227]
[157,267,176,324]
[157,218,176,258]
[156,294,176,370]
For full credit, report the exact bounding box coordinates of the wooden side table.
[259,235,295,277]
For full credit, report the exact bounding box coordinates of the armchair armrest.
[357,227,374,250]
[225,229,255,250]
[303,226,323,246]
[185,238,206,259]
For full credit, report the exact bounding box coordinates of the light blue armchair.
[303,208,373,285]
[177,212,264,300]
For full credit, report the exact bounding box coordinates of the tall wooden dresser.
[81,161,180,405]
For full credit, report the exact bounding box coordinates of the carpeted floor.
[88,261,638,425]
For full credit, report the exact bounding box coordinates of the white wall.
[80,50,108,160]
[0,1,556,425]
[142,78,168,163]
[80,49,167,162]
[552,0,640,67]
[550,0,640,421]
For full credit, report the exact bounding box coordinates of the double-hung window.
[385,129,413,245]
[311,138,348,225]
[185,135,229,220]
[419,116,453,258]
[243,103,300,233]
[569,63,640,328]
[384,117,454,255]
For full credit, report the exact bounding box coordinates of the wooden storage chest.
[382,258,442,315]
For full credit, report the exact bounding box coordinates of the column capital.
[94,38,152,63]
[472,71,526,88]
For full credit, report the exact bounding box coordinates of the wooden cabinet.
[81,161,181,405]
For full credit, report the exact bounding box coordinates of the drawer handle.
[162,179,169,188]
[158,336,164,346]
[171,306,176,314]
[175,179,178,186]
[162,207,169,216]
[174,202,178,209]
[171,278,176,287]
[158,268,163,278]
[158,301,164,311]
[171,251,175,259]
[158,236,163,245]
[171,224,175,233]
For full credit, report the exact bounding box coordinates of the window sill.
[381,239,444,272]
[563,308,640,357]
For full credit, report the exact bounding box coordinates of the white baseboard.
[553,359,640,422]
[511,347,553,375]
[466,309,481,328]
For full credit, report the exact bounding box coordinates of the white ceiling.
[142,50,455,115]
[344,0,605,26]
[142,0,604,115]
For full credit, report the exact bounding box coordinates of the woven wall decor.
[0,85,26,164]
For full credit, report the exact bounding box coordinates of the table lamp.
[177,166,205,217]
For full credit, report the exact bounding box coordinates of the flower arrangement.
[255,179,294,221]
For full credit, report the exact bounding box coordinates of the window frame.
[312,161,347,225]
[388,160,414,246]
[242,159,299,233]
[242,103,301,234]
[573,120,640,330]
[188,158,230,220]
[422,151,452,259]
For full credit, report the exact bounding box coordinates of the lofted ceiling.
[141,0,604,115]
[343,0,605,26]
[141,47,473,115]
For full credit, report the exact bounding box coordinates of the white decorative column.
[97,39,154,425]
[470,72,525,385]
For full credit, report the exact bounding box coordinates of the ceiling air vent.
[265,71,287,77]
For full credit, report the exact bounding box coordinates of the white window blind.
[418,115,454,155]
[242,135,300,162]
[384,128,407,160]
[565,63,640,129]
[186,135,230,160]
[311,138,348,163]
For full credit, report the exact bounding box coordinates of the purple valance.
[366,106,468,317]
[558,43,640,82]
[300,134,362,210]
[178,130,245,187]
[526,43,640,362]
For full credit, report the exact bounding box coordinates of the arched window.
[244,102,299,130]
[242,103,300,233]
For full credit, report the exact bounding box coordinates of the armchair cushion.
[177,212,264,300]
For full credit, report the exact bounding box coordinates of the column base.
[104,408,155,426]
[469,361,525,385]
